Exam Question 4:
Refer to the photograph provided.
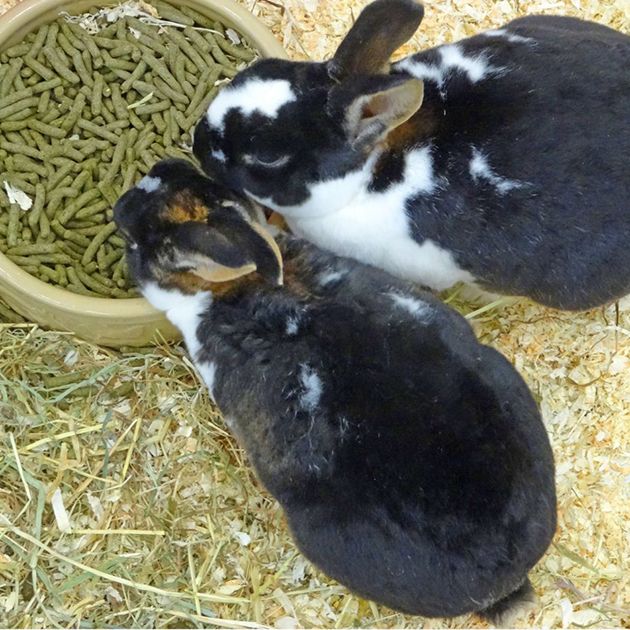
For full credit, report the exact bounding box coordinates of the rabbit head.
[193,0,425,218]
[113,158,283,299]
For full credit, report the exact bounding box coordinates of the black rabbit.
[114,158,557,624]
[193,0,630,311]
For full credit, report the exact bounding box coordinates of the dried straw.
[1,0,628,627]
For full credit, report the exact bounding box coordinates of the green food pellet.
[56,264,68,286]
[0,87,33,110]
[28,25,49,60]
[76,119,119,144]
[37,89,51,114]
[153,0,195,25]
[45,23,59,49]
[134,101,170,116]
[61,92,87,132]
[28,119,67,139]
[23,56,55,82]
[71,50,93,87]
[1,59,24,96]
[38,265,59,283]
[0,96,39,119]
[27,184,46,230]
[6,107,36,123]
[7,205,21,248]
[39,212,51,239]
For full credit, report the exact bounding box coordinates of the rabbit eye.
[242,153,290,169]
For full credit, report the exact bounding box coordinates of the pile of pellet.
[0,0,256,297]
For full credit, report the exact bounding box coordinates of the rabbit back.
[198,237,556,617]
[279,318,555,616]
[389,19,630,308]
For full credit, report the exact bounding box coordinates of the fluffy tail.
[480,578,538,628]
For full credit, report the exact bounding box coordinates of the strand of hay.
[1,0,628,628]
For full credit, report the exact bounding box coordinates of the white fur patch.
[206,79,296,130]
[397,44,502,91]
[142,283,211,361]
[469,147,525,194]
[483,28,534,44]
[439,45,495,83]
[282,147,474,292]
[389,293,433,322]
[142,284,218,399]
[211,149,226,163]
[338,416,350,440]
[137,175,161,193]
[142,283,181,312]
[197,361,217,400]
[298,364,322,413]
[318,270,347,287]
[396,57,445,86]
[286,315,300,336]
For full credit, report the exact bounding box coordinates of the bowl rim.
[0,0,287,321]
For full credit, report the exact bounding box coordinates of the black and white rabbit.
[193,0,630,311]
[114,158,557,624]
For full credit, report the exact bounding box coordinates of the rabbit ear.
[330,75,424,149]
[171,211,284,286]
[329,0,424,81]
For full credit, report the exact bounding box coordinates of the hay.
[1,0,628,628]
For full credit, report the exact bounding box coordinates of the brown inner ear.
[365,80,424,127]
[267,212,289,232]
[192,260,258,283]
[348,79,424,148]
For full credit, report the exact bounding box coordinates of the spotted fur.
[193,0,630,310]
[114,158,556,622]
